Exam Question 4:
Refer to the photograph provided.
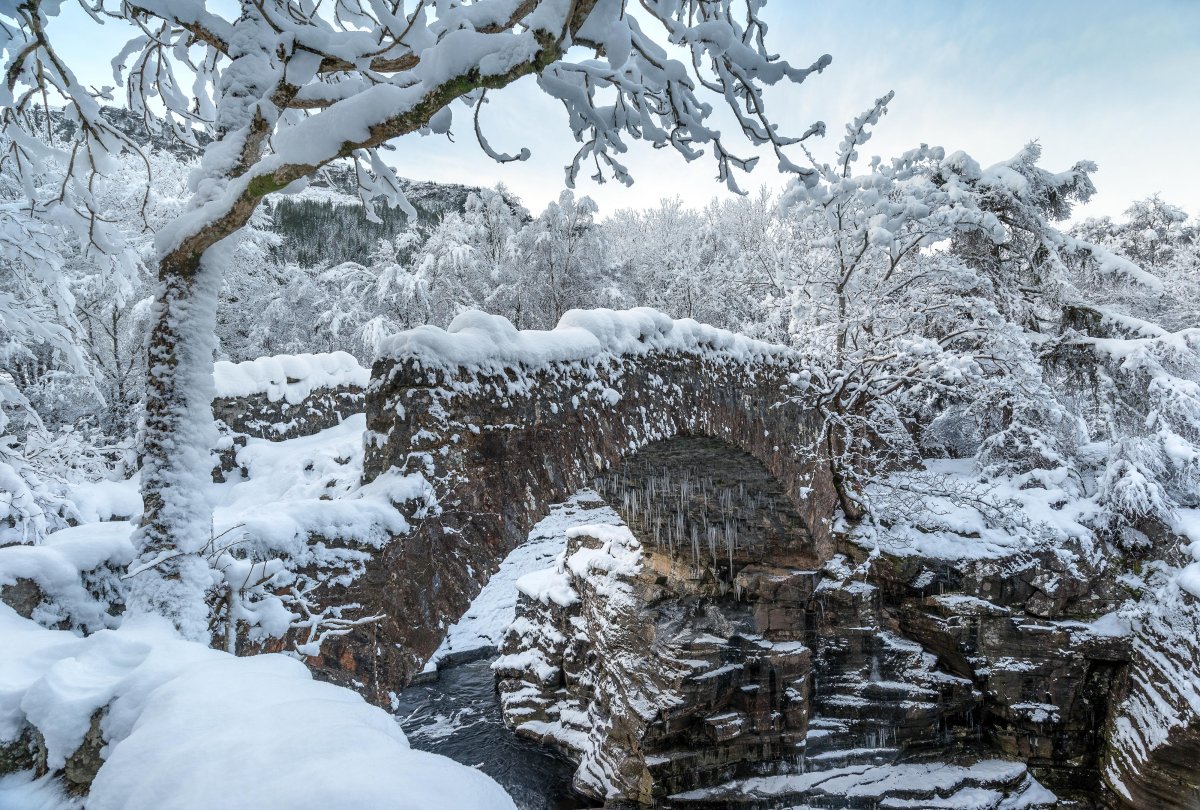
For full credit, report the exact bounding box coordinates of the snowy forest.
[1,1,1199,809]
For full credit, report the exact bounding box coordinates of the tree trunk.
[126,246,225,641]
[826,417,865,522]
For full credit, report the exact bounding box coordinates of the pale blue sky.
[52,1,1200,220]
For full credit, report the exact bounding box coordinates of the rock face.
[881,550,1131,801]
[496,437,1142,808]
[212,385,364,443]
[494,438,820,801]
[0,710,105,795]
[1102,592,1200,808]
[324,321,840,693]
[496,522,813,803]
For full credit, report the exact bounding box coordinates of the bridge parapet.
[212,351,368,441]
[327,309,838,692]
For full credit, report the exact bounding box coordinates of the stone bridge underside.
[308,310,838,695]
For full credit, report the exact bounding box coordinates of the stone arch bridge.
[257,309,1192,808]
[313,309,838,693]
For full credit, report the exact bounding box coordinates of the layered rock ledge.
[495,437,1143,808]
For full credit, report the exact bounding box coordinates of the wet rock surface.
[1101,595,1200,809]
[496,438,1140,808]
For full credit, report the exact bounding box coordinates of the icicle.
[726,519,737,580]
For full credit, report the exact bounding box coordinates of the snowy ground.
[0,605,514,810]
[63,413,406,559]
[39,413,398,553]
[421,491,622,674]
[668,760,1057,808]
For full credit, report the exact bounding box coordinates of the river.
[394,657,592,810]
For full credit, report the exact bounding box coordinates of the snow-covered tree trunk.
[132,248,225,635]
[129,38,581,632]
[129,46,287,627]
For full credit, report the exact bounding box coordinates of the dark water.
[394,658,593,810]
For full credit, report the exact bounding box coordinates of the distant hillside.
[42,106,501,268]
[264,170,488,268]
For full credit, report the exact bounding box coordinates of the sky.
[51,0,1200,221]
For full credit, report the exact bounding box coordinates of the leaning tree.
[1,0,830,638]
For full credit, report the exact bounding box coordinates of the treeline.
[2,109,1198,566]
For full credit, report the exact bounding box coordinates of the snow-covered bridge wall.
[317,310,839,694]
[211,352,368,441]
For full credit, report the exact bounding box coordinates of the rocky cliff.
[494,436,1170,808]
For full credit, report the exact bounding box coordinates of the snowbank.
[0,412,507,808]
[670,759,1054,806]
[0,522,134,631]
[423,492,621,672]
[0,606,515,809]
[850,459,1101,564]
[212,351,369,404]
[377,307,791,371]
[53,416,422,657]
[0,771,78,809]
[213,414,418,560]
[68,477,142,524]
[1175,509,1200,599]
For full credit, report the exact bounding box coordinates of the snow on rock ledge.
[212,352,369,445]
[377,307,793,371]
[0,522,134,633]
[421,493,621,674]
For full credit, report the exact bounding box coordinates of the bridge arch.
[321,310,839,693]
